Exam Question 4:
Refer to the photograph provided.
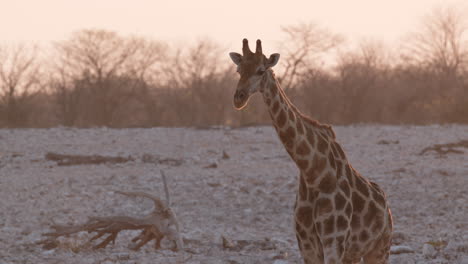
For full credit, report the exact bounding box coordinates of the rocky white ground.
[0,125,467,264]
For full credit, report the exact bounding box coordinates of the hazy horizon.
[1,0,467,50]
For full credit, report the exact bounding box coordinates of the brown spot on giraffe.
[315,222,322,234]
[336,236,345,257]
[277,109,287,128]
[229,39,392,264]
[352,192,366,212]
[296,234,302,251]
[299,175,307,200]
[364,202,378,226]
[336,215,348,231]
[297,206,314,227]
[317,134,328,154]
[296,140,311,156]
[331,141,346,159]
[372,211,384,232]
[316,198,333,215]
[328,150,336,170]
[308,188,318,203]
[345,202,352,216]
[270,84,277,97]
[297,159,309,170]
[355,175,370,197]
[296,119,304,135]
[312,154,327,170]
[279,130,294,151]
[305,169,320,185]
[335,160,343,178]
[323,237,334,247]
[285,126,296,140]
[288,109,296,122]
[272,101,280,114]
[339,179,351,197]
[351,214,360,229]
[306,129,316,148]
[359,230,369,242]
[335,192,346,211]
[345,165,355,186]
[318,173,337,193]
[324,215,335,234]
[370,182,387,208]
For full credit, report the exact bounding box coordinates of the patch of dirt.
[0,125,467,263]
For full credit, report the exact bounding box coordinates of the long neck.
[261,70,304,156]
[260,70,341,174]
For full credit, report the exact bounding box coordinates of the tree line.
[1,7,467,128]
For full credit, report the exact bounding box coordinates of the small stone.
[392,231,409,245]
[222,235,235,249]
[271,251,288,260]
[41,249,56,255]
[422,243,437,258]
[113,252,130,260]
[204,162,218,169]
[273,260,288,264]
[445,240,458,251]
[390,245,414,254]
[222,150,230,159]
[460,256,468,264]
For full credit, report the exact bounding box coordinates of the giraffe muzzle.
[233,90,249,110]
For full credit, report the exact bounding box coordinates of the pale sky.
[0,0,466,51]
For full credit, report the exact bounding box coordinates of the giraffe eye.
[256,69,265,75]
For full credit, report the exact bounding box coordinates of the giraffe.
[229,39,393,264]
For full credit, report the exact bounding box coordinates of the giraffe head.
[229,39,280,109]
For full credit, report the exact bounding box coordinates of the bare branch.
[39,189,183,251]
[278,22,344,90]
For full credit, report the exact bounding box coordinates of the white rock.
[460,256,468,264]
[422,243,437,258]
[390,245,414,254]
[444,240,458,251]
[273,260,288,264]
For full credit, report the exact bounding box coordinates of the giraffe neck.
[263,69,311,157]
[261,70,320,161]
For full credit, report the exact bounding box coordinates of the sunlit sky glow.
[0,0,466,51]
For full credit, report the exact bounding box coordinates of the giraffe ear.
[229,52,242,65]
[266,53,280,68]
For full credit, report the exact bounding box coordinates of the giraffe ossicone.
[229,38,393,264]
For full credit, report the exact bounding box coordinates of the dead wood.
[39,172,183,251]
[141,154,184,166]
[45,152,134,166]
[418,140,468,156]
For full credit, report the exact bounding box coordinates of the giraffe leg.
[362,232,392,264]
[295,222,324,264]
[321,237,346,264]
[364,208,393,264]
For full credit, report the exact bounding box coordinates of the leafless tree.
[400,6,468,122]
[403,6,468,76]
[279,23,344,90]
[51,29,166,126]
[335,40,392,122]
[160,39,234,126]
[0,45,42,127]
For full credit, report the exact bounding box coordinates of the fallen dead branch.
[45,152,134,166]
[418,140,468,156]
[39,171,183,252]
[141,154,184,166]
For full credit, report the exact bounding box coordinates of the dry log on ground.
[45,152,134,166]
[39,171,183,251]
[419,140,468,155]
